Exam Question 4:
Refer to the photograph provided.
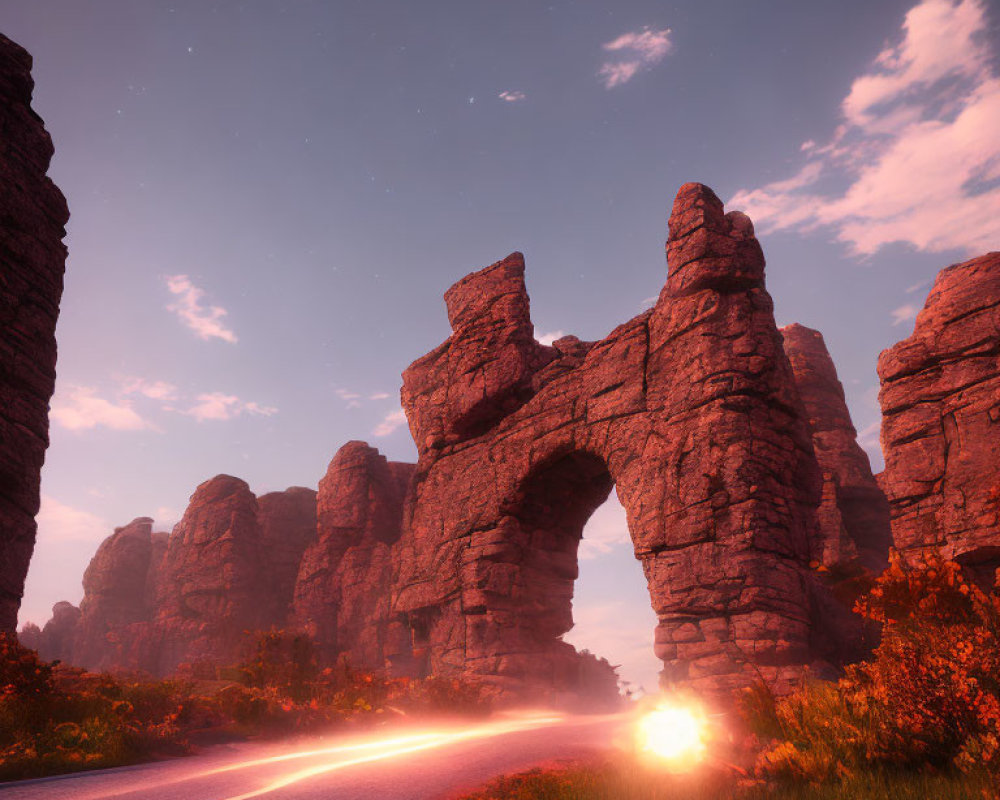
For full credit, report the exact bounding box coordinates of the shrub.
[741,550,1000,783]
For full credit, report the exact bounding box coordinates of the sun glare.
[636,699,708,770]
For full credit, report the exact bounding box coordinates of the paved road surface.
[1,712,632,800]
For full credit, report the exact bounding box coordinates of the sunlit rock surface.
[879,252,1000,587]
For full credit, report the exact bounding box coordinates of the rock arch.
[389,183,854,697]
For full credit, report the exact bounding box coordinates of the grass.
[454,754,996,800]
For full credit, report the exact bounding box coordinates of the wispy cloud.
[856,420,884,470]
[184,392,277,422]
[50,385,152,432]
[165,274,238,343]
[335,388,362,409]
[536,330,565,346]
[857,421,882,451]
[499,90,525,102]
[373,408,407,437]
[369,392,391,401]
[598,26,673,89]
[890,303,919,325]
[579,490,631,559]
[119,377,178,401]
[730,0,1000,256]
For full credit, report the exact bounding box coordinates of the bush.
[0,634,197,781]
[741,551,1000,783]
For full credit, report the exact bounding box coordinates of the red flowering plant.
[742,550,1000,782]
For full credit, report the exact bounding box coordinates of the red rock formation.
[0,34,69,632]
[291,442,412,667]
[388,183,855,698]
[257,487,317,623]
[879,252,1000,586]
[34,483,322,675]
[18,601,79,663]
[27,182,889,703]
[73,517,159,670]
[153,476,269,673]
[781,324,890,572]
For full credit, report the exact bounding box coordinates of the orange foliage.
[743,550,1000,782]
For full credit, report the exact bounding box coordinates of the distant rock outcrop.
[291,442,412,667]
[73,517,161,670]
[0,34,69,632]
[18,600,78,663]
[879,252,1000,587]
[257,487,317,624]
[781,324,890,572]
[153,476,273,674]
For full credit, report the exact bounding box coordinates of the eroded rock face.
[291,442,413,667]
[258,487,317,624]
[73,517,159,670]
[781,324,890,572]
[19,601,78,663]
[0,34,69,632]
[389,183,858,697]
[879,252,1000,586]
[153,476,268,673]
[44,483,325,674]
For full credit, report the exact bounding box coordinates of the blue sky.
[3,0,998,691]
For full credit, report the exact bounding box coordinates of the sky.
[2,0,998,693]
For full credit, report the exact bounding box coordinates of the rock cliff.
[879,252,1000,587]
[781,324,890,572]
[0,33,69,632]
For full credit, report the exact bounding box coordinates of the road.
[1,712,633,800]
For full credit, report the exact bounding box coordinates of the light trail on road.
[214,713,567,800]
[3,710,633,800]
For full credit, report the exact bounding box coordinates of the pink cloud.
[119,377,178,401]
[335,388,363,409]
[50,385,152,432]
[730,0,1000,256]
[598,27,673,89]
[373,409,407,437]
[499,90,526,102]
[165,274,238,343]
[890,303,919,326]
[535,330,565,346]
[184,392,277,422]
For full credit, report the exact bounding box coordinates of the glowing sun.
[636,700,708,769]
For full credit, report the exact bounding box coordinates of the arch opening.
[501,450,660,697]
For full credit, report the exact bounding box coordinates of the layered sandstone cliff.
[782,324,890,573]
[879,252,1000,587]
[0,34,69,632]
